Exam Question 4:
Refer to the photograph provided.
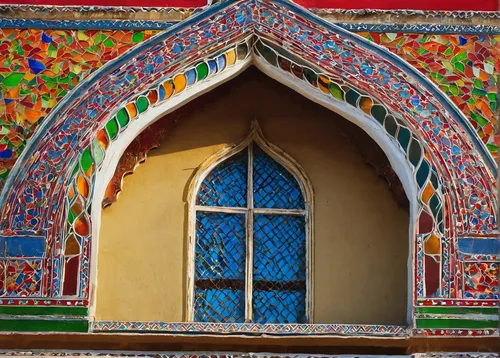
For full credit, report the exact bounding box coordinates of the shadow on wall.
[97,67,410,325]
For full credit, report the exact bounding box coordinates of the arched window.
[187,122,313,324]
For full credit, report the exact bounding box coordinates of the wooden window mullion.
[245,143,254,322]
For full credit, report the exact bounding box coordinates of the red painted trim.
[0,0,206,7]
[0,0,497,11]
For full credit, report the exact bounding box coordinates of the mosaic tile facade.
[359,32,500,157]
[0,0,497,336]
[0,28,159,189]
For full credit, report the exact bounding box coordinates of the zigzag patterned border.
[90,321,409,336]
[1,4,499,18]
[309,8,500,19]
[0,4,499,33]
[1,18,498,33]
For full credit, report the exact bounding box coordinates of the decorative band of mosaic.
[90,322,410,336]
[308,8,500,19]
[416,300,499,306]
[0,5,199,13]
[413,328,499,337]
[1,4,498,18]
[0,18,498,34]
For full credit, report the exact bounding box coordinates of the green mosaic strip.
[0,318,88,332]
[0,306,88,316]
[415,307,499,315]
[415,318,499,329]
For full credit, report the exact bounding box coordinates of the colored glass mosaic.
[0,0,497,337]
[359,32,500,156]
[56,41,250,298]
[462,262,499,299]
[0,28,158,189]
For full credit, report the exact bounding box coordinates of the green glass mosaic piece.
[303,68,318,86]
[92,139,105,166]
[449,85,459,95]
[237,42,249,60]
[0,306,88,316]
[67,209,76,224]
[329,82,344,101]
[94,33,107,45]
[408,140,422,167]
[132,32,145,43]
[196,62,209,81]
[486,143,499,151]
[415,307,498,315]
[103,39,115,48]
[371,105,386,124]
[416,160,430,188]
[3,73,24,87]
[136,96,149,114]
[80,147,93,173]
[454,62,465,72]
[430,171,439,189]
[429,194,440,217]
[0,319,88,332]
[416,318,498,329]
[105,118,119,140]
[116,108,130,128]
[470,111,488,127]
[256,41,277,66]
[345,89,360,107]
[384,115,397,137]
[451,52,467,63]
[397,127,411,150]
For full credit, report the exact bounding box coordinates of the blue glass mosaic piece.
[253,145,304,209]
[0,236,45,257]
[185,68,197,86]
[197,149,248,207]
[458,238,500,255]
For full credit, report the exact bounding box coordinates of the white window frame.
[186,120,314,323]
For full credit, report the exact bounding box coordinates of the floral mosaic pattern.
[359,32,500,156]
[0,28,159,189]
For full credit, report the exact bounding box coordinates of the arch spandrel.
[0,0,497,336]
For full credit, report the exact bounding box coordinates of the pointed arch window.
[188,122,313,324]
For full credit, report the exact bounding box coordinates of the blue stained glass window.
[253,145,304,209]
[193,140,308,324]
[195,212,246,280]
[253,214,306,282]
[197,149,248,207]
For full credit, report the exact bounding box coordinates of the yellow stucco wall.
[95,70,409,325]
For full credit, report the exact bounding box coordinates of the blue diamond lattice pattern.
[253,289,306,324]
[253,145,304,209]
[252,214,306,323]
[194,287,245,323]
[197,149,248,208]
[194,212,246,322]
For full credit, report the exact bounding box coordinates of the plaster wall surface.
[96,70,409,325]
